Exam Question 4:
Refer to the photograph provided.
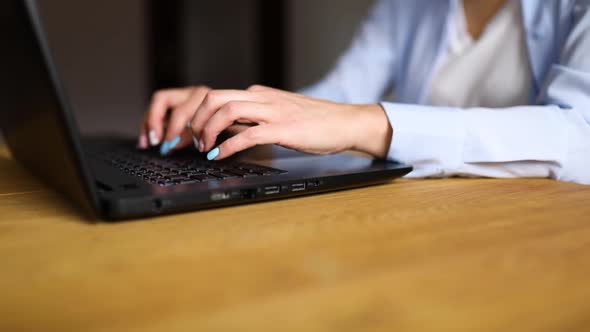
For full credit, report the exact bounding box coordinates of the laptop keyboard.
[96,148,287,187]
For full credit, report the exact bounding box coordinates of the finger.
[137,118,149,149]
[214,124,255,148]
[137,134,149,150]
[224,123,254,136]
[163,86,210,144]
[159,123,198,156]
[146,88,192,145]
[201,101,274,152]
[207,125,281,160]
[190,90,265,142]
[178,127,196,151]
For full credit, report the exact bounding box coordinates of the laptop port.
[153,198,163,212]
[241,189,257,199]
[263,185,280,195]
[306,180,321,188]
[211,192,231,201]
[291,183,306,192]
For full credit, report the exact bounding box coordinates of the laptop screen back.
[0,0,100,217]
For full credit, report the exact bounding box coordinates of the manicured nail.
[149,130,160,146]
[199,141,204,153]
[160,136,181,155]
[137,135,148,149]
[169,136,181,149]
[207,147,220,161]
[159,141,170,155]
[192,136,200,151]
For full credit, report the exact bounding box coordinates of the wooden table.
[1,146,590,332]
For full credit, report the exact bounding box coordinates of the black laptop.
[0,0,412,221]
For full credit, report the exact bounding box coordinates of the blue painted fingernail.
[160,136,181,155]
[159,141,170,155]
[169,136,181,149]
[207,147,220,161]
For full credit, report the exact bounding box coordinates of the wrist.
[348,104,393,159]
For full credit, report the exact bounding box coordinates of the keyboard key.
[224,168,248,177]
[189,174,210,182]
[179,179,201,185]
[208,171,238,179]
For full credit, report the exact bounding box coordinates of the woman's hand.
[137,85,211,154]
[189,85,393,160]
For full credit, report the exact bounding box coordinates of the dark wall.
[162,0,375,91]
[183,0,261,90]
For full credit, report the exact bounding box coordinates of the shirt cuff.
[380,102,466,177]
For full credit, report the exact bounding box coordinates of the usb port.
[306,180,321,188]
[211,192,231,201]
[263,185,280,195]
[291,183,306,192]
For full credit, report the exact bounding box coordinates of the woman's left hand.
[190,85,393,160]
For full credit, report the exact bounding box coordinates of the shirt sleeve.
[383,1,590,185]
[299,0,397,104]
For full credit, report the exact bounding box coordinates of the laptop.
[0,0,412,221]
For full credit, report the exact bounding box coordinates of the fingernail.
[149,130,160,146]
[159,136,181,156]
[199,141,204,153]
[192,136,200,150]
[137,135,148,149]
[207,147,220,161]
[186,120,192,129]
[168,136,181,150]
[159,141,170,155]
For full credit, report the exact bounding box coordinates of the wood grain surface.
[1,146,589,332]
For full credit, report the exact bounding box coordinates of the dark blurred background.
[4,0,372,141]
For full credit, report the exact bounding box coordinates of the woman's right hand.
[137,85,211,155]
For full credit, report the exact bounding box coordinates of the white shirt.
[301,0,590,185]
[427,0,532,108]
